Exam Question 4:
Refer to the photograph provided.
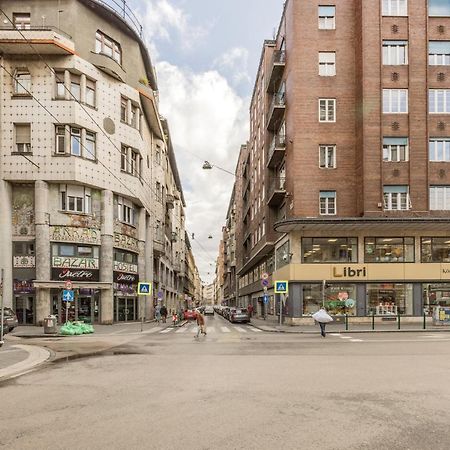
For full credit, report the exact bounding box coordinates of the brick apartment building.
[230,0,450,322]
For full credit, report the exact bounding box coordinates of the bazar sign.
[13,255,36,268]
[50,226,101,245]
[114,233,139,253]
[52,268,99,282]
[113,261,138,274]
[52,257,99,269]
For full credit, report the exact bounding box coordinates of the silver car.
[2,307,19,333]
[229,308,250,324]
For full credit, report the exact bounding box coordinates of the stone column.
[100,190,114,324]
[0,180,13,308]
[35,181,51,325]
[137,207,147,320]
[145,214,154,320]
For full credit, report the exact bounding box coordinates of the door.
[78,297,93,323]
[126,298,136,321]
[14,295,35,325]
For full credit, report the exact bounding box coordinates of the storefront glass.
[302,283,357,316]
[14,295,35,324]
[51,289,100,323]
[365,237,414,262]
[421,237,450,262]
[302,238,357,263]
[114,297,138,322]
[367,283,413,315]
[423,283,450,315]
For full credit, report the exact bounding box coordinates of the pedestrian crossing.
[155,324,262,335]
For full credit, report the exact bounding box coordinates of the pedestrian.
[172,310,178,325]
[155,304,161,324]
[247,303,254,318]
[160,304,168,323]
[196,310,206,338]
[312,307,333,338]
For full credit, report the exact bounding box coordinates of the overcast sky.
[133,0,284,283]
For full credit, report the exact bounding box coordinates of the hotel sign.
[52,257,99,270]
[114,233,139,253]
[50,226,101,245]
[113,261,138,274]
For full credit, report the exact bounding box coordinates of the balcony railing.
[95,0,143,37]
[267,50,286,93]
[267,134,286,168]
[267,176,286,206]
[267,92,286,131]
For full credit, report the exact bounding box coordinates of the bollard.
[397,311,401,330]
[423,312,426,330]
[372,311,375,330]
[345,313,349,331]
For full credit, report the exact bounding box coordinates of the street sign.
[262,272,269,280]
[157,291,163,299]
[138,282,152,296]
[62,290,74,302]
[263,286,268,293]
[263,294,269,304]
[275,281,288,294]
[261,279,269,287]
[64,280,73,290]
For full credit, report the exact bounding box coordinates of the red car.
[183,309,197,320]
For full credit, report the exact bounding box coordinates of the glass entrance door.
[115,297,137,322]
[14,295,35,324]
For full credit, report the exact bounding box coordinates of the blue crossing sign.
[62,290,74,302]
[138,282,152,296]
[274,281,288,294]
[263,294,269,304]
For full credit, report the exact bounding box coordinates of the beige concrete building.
[0,0,194,325]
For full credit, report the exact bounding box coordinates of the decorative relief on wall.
[12,185,35,237]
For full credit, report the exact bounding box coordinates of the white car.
[204,305,214,315]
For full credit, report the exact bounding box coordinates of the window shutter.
[15,124,30,143]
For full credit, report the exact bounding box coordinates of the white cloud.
[156,61,249,282]
[214,47,251,86]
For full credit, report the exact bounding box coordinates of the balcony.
[266,50,286,94]
[267,177,286,207]
[267,134,286,168]
[0,26,74,55]
[267,92,286,131]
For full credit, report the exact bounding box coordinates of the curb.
[0,344,51,382]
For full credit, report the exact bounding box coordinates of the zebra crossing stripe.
[190,327,198,333]
[175,327,188,333]
[329,333,341,337]
[160,328,173,334]
[234,327,247,333]
[221,327,231,333]
[350,339,363,342]
[250,328,262,332]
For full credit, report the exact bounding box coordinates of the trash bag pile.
[60,321,94,336]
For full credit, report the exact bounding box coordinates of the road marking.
[340,336,353,339]
[207,327,216,333]
[234,327,247,333]
[160,328,173,334]
[221,327,231,333]
[422,334,448,338]
[349,339,363,342]
[175,327,188,333]
[329,333,341,337]
[250,328,262,332]
[191,327,199,333]
[142,328,161,334]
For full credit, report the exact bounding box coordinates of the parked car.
[229,308,250,324]
[2,307,18,333]
[204,305,214,315]
[222,307,231,319]
[183,309,197,320]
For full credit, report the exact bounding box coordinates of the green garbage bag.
[60,322,75,336]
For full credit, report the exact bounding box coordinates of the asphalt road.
[2,314,450,450]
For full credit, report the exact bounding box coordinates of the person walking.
[247,303,254,318]
[155,304,161,324]
[312,307,333,338]
[160,305,168,323]
[196,310,206,338]
[171,310,178,326]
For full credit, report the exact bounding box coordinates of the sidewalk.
[249,316,450,333]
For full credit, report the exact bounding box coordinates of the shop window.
[318,5,336,29]
[421,237,450,262]
[14,123,31,154]
[13,12,31,29]
[95,30,122,64]
[382,41,408,65]
[60,184,91,214]
[429,0,450,16]
[383,185,410,210]
[13,68,31,95]
[383,137,408,162]
[365,237,414,263]
[275,241,290,269]
[302,283,357,316]
[302,237,357,263]
[367,283,413,315]
[423,283,450,315]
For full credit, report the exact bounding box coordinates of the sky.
[132,0,285,283]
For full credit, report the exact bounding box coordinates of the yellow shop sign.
[331,265,368,279]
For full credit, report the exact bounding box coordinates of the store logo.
[58,269,93,279]
[117,273,136,282]
[332,266,367,278]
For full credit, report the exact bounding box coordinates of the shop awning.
[33,281,112,290]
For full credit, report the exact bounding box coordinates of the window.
[95,30,121,64]
[383,89,408,113]
[70,127,81,156]
[367,283,413,315]
[14,124,31,153]
[429,89,450,113]
[318,5,336,29]
[131,105,140,129]
[86,78,96,107]
[319,52,336,76]
[422,237,450,262]
[429,41,450,65]
[114,249,138,264]
[429,138,450,161]
[117,196,135,226]
[382,41,408,65]
[121,145,141,177]
[52,244,99,258]
[55,71,65,98]
[13,13,30,29]
[120,96,128,122]
[60,185,91,214]
[275,241,290,269]
[429,0,450,16]
[55,126,66,154]
[70,74,81,101]
[383,137,409,162]
[383,185,410,210]
[302,238,357,263]
[319,145,336,168]
[320,191,336,215]
[430,186,450,210]
[85,131,96,160]
[13,69,31,95]
[382,0,408,16]
[319,99,336,122]
[14,241,35,256]
[365,237,414,263]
